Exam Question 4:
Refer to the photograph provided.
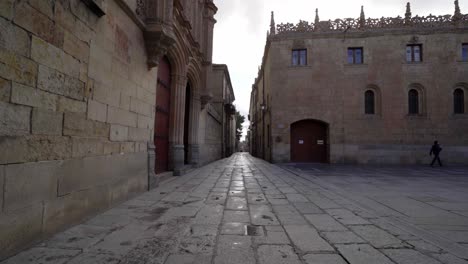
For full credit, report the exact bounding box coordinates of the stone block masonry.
[0,0,156,260]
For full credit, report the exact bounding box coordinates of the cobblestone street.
[3,153,468,264]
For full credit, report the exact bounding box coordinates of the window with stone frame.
[365,90,375,114]
[406,44,423,62]
[408,89,420,114]
[462,43,468,62]
[454,88,465,114]
[347,47,363,64]
[292,49,307,66]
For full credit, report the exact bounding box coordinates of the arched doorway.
[290,120,328,163]
[155,56,171,174]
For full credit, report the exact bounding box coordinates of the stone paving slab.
[3,153,468,264]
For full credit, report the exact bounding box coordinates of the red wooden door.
[290,120,327,163]
[155,57,171,174]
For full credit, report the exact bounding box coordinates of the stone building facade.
[250,2,468,165]
[200,64,236,165]
[0,0,233,260]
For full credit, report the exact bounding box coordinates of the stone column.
[169,74,187,176]
[188,91,201,167]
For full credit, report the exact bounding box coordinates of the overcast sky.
[211,0,460,140]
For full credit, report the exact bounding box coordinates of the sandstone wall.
[0,0,155,259]
[269,31,468,164]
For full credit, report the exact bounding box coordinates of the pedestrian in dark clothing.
[430,141,443,167]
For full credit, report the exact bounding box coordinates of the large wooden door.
[155,57,171,174]
[290,120,328,163]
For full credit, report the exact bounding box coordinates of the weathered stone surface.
[107,106,138,128]
[71,137,104,158]
[86,99,106,123]
[46,224,110,250]
[0,205,43,260]
[0,101,31,136]
[195,205,224,225]
[250,205,280,225]
[304,214,348,231]
[110,125,128,142]
[31,36,80,78]
[0,0,14,20]
[0,165,4,212]
[253,228,290,245]
[223,210,250,223]
[38,65,85,100]
[32,108,63,136]
[93,81,120,107]
[43,186,111,236]
[293,202,323,214]
[130,97,152,116]
[322,231,366,244]
[26,136,72,162]
[258,245,301,264]
[11,82,57,110]
[57,96,87,113]
[64,112,109,138]
[0,77,10,102]
[326,209,370,225]
[349,225,403,248]
[221,222,245,235]
[4,160,60,211]
[57,151,146,196]
[120,142,135,153]
[284,225,334,252]
[14,2,62,47]
[0,17,30,57]
[337,244,394,264]
[303,254,348,264]
[2,247,80,264]
[103,141,121,155]
[383,249,442,264]
[28,0,54,19]
[226,197,248,211]
[128,127,151,142]
[214,235,255,264]
[0,49,38,87]
[63,31,89,63]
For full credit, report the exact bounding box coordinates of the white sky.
[212,0,460,140]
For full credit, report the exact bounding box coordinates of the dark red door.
[155,57,171,174]
[290,120,327,163]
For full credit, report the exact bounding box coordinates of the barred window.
[406,44,422,62]
[348,47,363,64]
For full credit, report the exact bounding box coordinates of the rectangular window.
[347,47,363,64]
[292,49,307,66]
[406,44,423,62]
[463,43,468,62]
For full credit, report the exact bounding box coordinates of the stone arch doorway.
[155,56,172,174]
[290,120,328,163]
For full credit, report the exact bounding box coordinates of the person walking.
[430,140,443,167]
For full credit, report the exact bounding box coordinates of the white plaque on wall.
[299,140,304,144]
[317,140,324,145]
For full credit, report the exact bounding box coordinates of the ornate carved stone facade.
[250,2,468,165]
[0,0,231,259]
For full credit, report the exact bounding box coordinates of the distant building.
[249,2,468,164]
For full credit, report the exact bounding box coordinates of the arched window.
[408,89,419,114]
[365,90,375,114]
[454,88,465,114]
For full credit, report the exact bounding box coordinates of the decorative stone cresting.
[273,1,467,35]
